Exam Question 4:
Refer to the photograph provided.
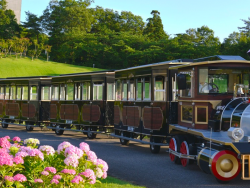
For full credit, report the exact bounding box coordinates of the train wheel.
[87,127,97,139]
[180,141,189,167]
[1,120,8,128]
[120,131,129,145]
[150,137,160,154]
[55,125,64,135]
[169,136,184,164]
[26,125,34,131]
[210,150,241,183]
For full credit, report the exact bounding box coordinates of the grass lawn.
[92,177,146,188]
[0,56,103,78]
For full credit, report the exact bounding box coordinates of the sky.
[20,0,250,42]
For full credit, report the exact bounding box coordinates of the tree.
[44,45,52,61]
[238,17,250,36]
[143,10,168,41]
[0,8,20,39]
[22,11,42,42]
[0,0,8,26]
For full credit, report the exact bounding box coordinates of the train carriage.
[0,76,52,130]
[46,71,115,138]
[168,55,250,182]
[111,59,190,153]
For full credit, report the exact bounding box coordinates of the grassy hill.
[0,56,103,78]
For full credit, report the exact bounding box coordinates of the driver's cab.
[172,56,250,130]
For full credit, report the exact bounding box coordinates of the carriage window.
[93,83,103,100]
[52,85,59,100]
[116,80,122,100]
[122,80,128,100]
[179,71,192,97]
[10,86,16,100]
[136,79,142,100]
[60,84,65,100]
[75,83,81,100]
[107,83,115,100]
[22,86,28,100]
[154,76,165,101]
[128,79,135,101]
[66,83,74,100]
[199,68,231,94]
[144,77,151,101]
[30,86,38,100]
[41,86,51,100]
[0,87,4,99]
[17,86,21,100]
[82,82,90,100]
[5,86,10,100]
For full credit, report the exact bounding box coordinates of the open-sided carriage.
[45,71,115,138]
[0,76,52,130]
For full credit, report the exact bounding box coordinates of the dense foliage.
[1,0,250,69]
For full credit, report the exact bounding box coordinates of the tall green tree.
[143,10,168,41]
[22,11,42,41]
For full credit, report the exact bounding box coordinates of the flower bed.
[0,136,108,187]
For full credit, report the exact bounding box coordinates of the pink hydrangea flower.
[44,167,56,174]
[0,154,13,166]
[34,179,43,183]
[57,141,71,154]
[13,156,24,164]
[96,159,108,172]
[87,151,97,164]
[39,145,55,155]
[53,175,62,180]
[15,151,29,158]
[12,137,21,142]
[4,136,10,140]
[79,142,90,153]
[61,169,76,175]
[65,145,83,159]
[51,179,59,184]
[64,154,79,168]
[71,175,84,184]
[13,174,27,182]
[41,171,49,176]
[28,149,44,160]
[102,171,107,179]
[19,146,32,153]
[79,169,96,184]
[4,176,13,182]
[0,137,11,148]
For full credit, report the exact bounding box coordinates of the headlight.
[228,127,244,142]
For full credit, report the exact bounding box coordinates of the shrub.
[0,136,108,187]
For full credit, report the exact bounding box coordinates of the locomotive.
[1,55,250,183]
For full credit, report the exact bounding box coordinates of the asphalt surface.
[1,125,250,188]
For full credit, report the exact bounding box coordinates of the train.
[1,55,250,183]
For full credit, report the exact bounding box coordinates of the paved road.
[1,125,250,188]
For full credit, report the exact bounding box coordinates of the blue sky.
[20,0,250,42]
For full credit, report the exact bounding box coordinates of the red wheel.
[180,141,189,167]
[210,150,241,182]
[169,137,177,162]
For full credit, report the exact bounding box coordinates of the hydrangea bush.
[0,136,108,187]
